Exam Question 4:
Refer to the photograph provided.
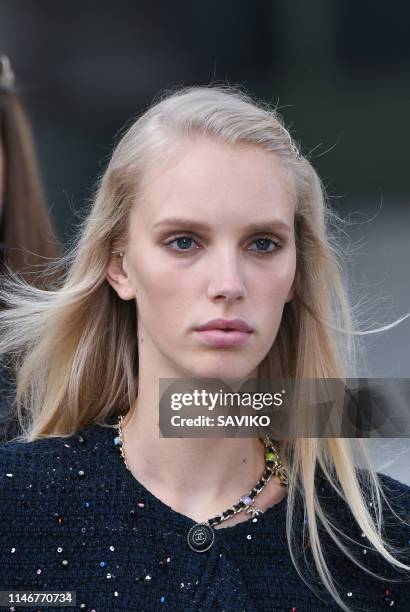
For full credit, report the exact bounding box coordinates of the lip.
[195,318,254,333]
[195,318,254,348]
[195,329,252,348]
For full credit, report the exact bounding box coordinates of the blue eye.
[170,236,198,251]
[249,238,278,253]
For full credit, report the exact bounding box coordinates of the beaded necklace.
[114,414,288,552]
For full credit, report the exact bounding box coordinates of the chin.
[188,360,258,381]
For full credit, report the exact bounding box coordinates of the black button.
[187,523,214,552]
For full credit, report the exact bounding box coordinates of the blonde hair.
[0,84,409,610]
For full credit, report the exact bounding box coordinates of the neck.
[119,370,287,524]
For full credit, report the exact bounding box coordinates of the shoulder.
[377,471,410,512]
[0,421,116,489]
[361,470,409,526]
[315,467,410,552]
[0,420,116,453]
[0,434,73,477]
[374,471,410,550]
[0,421,118,537]
[317,467,410,566]
[0,434,71,503]
[0,429,79,468]
[316,466,410,510]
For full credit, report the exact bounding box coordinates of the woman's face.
[107,136,296,380]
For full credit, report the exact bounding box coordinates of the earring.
[119,252,124,258]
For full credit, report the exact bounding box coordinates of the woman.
[0,54,60,441]
[0,85,409,611]
[0,54,60,279]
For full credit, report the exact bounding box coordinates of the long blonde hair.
[0,84,409,610]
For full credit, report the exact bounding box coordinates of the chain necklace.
[113,414,288,553]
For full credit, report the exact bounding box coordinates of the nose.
[206,251,246,303]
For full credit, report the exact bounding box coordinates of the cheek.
[259,254,296,296]
[253,260,296,324]
[131,252,188,322]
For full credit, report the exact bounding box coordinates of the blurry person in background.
[0,55,60,440]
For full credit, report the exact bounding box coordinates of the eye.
[166,236,200,252]
[248,237,282,254]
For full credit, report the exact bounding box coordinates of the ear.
[106,254,135,301]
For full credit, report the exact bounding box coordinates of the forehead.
[132,136,295,229]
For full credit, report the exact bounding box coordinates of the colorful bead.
[265,452,277,461]
[241,495,252,505]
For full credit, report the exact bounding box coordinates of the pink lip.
[195,318,254,348]
[195,329,252,348]
[196,318,254,333]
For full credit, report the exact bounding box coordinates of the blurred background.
[0,0,409,481]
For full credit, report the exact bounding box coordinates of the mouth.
[195,318,254,334]
[195,328,253,348]
[194,318,254,347]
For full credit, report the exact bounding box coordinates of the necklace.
[113,414,288,553]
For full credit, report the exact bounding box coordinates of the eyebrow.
[152,217,292,233]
